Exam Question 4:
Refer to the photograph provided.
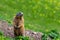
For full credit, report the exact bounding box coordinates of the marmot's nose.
[16,12,23,17]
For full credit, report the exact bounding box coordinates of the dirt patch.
[0,20,52,40]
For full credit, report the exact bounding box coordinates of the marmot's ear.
[16,12,23,17]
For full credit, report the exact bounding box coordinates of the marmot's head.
[16,12,23,19]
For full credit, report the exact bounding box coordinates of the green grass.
[0,0,60,39]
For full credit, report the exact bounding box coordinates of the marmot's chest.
[15,20,22,25]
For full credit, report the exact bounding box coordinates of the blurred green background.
[0,0,60,33]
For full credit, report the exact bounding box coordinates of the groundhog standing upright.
[13,12,25,37]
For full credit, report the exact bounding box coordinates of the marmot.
[13,12,25,37]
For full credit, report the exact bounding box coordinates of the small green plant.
[14,36,29,40]
[42,30,60,40]
[48,30,59,39]
[0,30,3,36]
[42,34,48,40]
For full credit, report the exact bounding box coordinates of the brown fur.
[13,15,25,37]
